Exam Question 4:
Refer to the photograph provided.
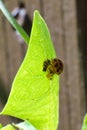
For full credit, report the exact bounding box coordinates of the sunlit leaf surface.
[1,10,59,130]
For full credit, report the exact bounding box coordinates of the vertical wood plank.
[0,13,12,93]
[26,0,41,19]
[60,0,84,130]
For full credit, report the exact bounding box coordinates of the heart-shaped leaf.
[1,10,59,130]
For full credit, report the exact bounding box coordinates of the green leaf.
[0,124,15,130]
[0,0,29,44]
[0,123,3,128]
[1,10,59,130]
[81,114,87,130]
[13,121,36,130]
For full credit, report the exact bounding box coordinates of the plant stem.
[0,0,29,45]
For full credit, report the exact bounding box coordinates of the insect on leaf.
[1,10,60,130]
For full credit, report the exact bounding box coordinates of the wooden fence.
[0,0,86,130]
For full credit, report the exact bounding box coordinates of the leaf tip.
[34,10,40,15]
[33,10,41,20]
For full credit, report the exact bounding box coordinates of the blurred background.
[0,0,87,130]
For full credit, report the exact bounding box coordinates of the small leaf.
[0,124,15,130]
[1,10,59,130]
[13,121,36,130]
[0,123,3,128]
[81,114,87,130]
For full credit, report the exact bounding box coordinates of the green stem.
[0,0,29,45]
